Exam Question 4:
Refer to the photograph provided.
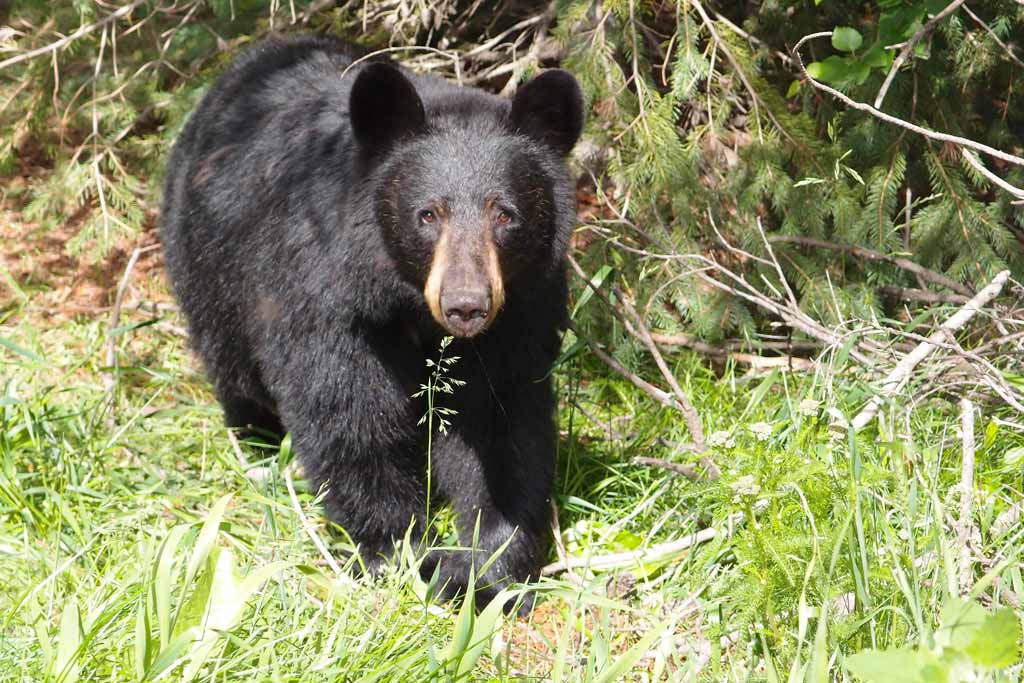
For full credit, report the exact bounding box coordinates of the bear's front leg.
[268,331,429,572]
[429,377,556,608]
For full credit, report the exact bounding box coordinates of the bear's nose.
[441,289,490,336]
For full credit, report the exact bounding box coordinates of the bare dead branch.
[617,292,706,452]
[0,0,149,71]
[541,527,718,576]
[851,270,1011,430]
[961,149,1024,200]
[960,4,1024,70]
[878,286,969,305]
[568,319,680,412]
[874,0,967,110]
[632,456,722,482]
[792,32,1024,169]
[769,234,974,296]
[957,397,976,592]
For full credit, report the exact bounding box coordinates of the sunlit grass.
[1,291,1022,681]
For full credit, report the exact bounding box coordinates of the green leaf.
[0,336,43,362]
[861,44,892,69]
[937,597,987,652]
[832,27,863,53]
[786,79,802,99]
[965,607,1021,669]
[806,56,871,88]
[844,648,946,683]
[55,603,82,683]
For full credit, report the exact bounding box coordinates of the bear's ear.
[510,69,584,155]
[350,62,426,151]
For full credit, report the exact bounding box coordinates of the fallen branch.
[957,397,976,592]
[568,320,680,412]
[878,286,969,306]
[540,527,718,576]
[632,456,719,482]
[769,234,974,297]
[649,333,816,370]
[567,253,705,450]
[0,0,149,71]
[850,270,1011,430]
[874,0,966,109]
[792,32,1024,169]
[618,292,706,452]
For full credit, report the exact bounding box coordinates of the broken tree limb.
[769,235,974,297]
[850,270,1011,431]
[957,397,976,592]
[540,527,718,576]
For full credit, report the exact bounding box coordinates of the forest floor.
[1,189,1022,682]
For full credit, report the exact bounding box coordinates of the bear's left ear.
[350,62,426,152]
[510,69,584,155]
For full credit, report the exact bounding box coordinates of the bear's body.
[160,35,582,602]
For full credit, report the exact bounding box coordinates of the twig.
[633,456,712,482]
[769,234,974,296]
[850,270,1011,430]
[792,32,1024,169]
[103,245,157,404]
[694,269,876,366]
[874,0,967,109]
[549,499,582,584]
[957,397,976,592]
[960,5,1024,70]
[567,253,705,449]
[568,320,680,411]
[0,0,149,71]
[540,527,717,576]
[961,149,1024,200]
[878,286,969,305]
[618,292,706,452]
[649,333,816,370]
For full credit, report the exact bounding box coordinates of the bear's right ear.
[350,62,425,151]
[510,69,584,155]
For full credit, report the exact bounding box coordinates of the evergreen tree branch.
[850,269,1011,431]
[793,32,1024,170]
[960,5,1024,71]
[874,0,967,110]
[0,0,150,72]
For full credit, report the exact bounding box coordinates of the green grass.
[1,286,1022,681]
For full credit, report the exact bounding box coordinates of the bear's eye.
[419,210,437,225]
[496,210,513,225]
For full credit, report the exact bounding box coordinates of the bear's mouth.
[423,222,505,338]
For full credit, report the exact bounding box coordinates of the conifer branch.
[0,0,149,71]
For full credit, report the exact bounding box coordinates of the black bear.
[160,35,583,605]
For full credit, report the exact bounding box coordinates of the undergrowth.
[0,283,1021,681]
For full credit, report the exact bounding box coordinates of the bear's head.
[350,62,584,338]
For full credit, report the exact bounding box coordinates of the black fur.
[160,35,583,606]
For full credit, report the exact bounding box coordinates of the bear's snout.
[441,287,491,337]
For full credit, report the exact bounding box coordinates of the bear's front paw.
[420,549,535,616]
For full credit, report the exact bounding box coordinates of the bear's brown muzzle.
[423,221,505,338]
